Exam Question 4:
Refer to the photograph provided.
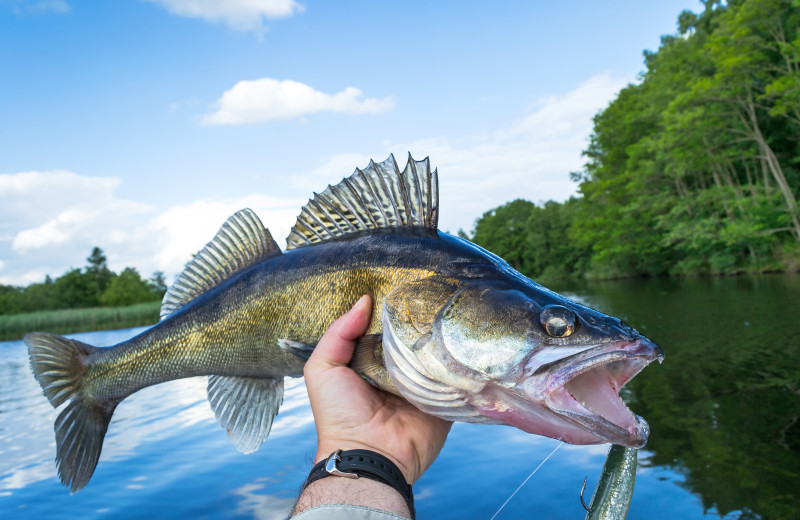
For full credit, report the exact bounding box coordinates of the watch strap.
[302,449,414,517]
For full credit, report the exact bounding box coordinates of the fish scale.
[26,154,663,493]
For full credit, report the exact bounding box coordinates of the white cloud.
[0,74,625,287]
[289,152,374,193]
[200,78,394,126]
[13,209,81,251]
[0,270,45,286]
[0,171,155,285]
[142,195,303,277]
[1,171,153,255]
[0,169,306,286]
[145,0,302,32]
[510,74,625,138]
[0,170,121,219]
[309,73,628,234]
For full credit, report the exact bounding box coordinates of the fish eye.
[540,305,577,338]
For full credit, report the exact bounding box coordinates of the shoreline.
[0,301,161,342]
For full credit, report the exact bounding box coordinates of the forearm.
[292,476,411,518]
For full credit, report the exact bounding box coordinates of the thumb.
[304,295,372,376]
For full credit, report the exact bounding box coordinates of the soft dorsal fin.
[286,153,439,250]
[161,208,281,320]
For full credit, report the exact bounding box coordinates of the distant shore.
[0,301,161,342]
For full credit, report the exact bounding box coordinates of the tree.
[570,0,800,275]
[700,0,800,240]
[100,268,155,307]
[149,271,168,300]
[1,248,166,315]
[86,246,114,293]
[54,268,100,308]
[471,199,536,272]
[524,199,590,279]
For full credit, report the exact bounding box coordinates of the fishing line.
[489,441,564,520]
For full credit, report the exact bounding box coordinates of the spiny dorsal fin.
[161,208,281,320]
[286,153,439,250]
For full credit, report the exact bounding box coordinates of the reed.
[0,301,161,342]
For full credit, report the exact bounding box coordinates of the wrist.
[293,476,411,518]
[314,440,374,463]
[296,449,415,519]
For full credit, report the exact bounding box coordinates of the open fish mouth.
[543,338,664,447]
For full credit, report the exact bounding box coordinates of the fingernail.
[352,294,370,311]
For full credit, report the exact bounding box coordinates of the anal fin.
[207,375,283,454]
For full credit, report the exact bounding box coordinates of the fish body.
[70,231,499,399]
[585,444,638,520]
[26,155,663,493]
[82,231,449,395]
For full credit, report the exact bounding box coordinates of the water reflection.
[0,326,317,518]
[1,275,797,518]
[0,335,60,491]
[231,479,296,519]
[552,274,800,520]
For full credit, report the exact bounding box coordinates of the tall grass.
[0,301,161,342]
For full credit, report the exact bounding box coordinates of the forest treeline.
[0,247,166,315]
[470,0,800,279]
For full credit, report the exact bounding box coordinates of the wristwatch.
[302,449,415,517]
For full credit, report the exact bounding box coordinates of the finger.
[305,295,372,375]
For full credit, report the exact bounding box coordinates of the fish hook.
[580,476,593,513]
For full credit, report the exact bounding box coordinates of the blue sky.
[0,0,700,286]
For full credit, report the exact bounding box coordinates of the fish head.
[381,277,664,447]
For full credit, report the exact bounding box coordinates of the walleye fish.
[26,154,664,493]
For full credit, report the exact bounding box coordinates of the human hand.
[303,295,453,484]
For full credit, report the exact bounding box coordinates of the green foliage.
[470,198,590,281]
[0,247,167,316]
[100,268,156,307]
[525,199,590,279]
[565,275,800,519]
[149,271,168,298]
[54,268,102,308]
[471,199,536,272]
[472,0,800,279]
[576,0,800,276]
[86,246,114,294]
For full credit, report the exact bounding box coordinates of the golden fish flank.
[26,154,663,493]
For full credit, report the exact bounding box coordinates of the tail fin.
[26,332,115,493]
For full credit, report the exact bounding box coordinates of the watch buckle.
[325,450,359,479]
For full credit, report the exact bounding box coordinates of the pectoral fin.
[349,334,401,397]
[277,339,315,361]
[207,375,283,454]
[349,334,383,374]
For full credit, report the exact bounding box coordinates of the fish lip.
[540,338,664,447]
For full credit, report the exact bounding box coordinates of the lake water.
[1,274,798,519]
